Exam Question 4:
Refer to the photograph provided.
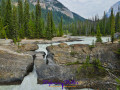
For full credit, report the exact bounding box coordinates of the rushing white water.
[0,36,110,90]
[36,36,110,55]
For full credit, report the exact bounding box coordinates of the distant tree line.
[0,0,63,41]
[64,8,120,42]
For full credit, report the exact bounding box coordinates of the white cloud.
[58,0,119,19]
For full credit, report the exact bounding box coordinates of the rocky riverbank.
[46,43,120,70]
[35,43,120,90]
[0,38,119,89]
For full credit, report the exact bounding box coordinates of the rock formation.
[0,50,33,85]
[35,43,120,89]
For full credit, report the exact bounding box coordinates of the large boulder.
[0,50,33,85]
[34,58,78,83]
[34,52,76,83]
[20,44,39,51]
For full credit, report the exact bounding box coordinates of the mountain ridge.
[106,1,120,17]
[10,0,85,24]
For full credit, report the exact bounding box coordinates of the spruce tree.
[12,6,18,40]
[35,0,41,38]
[96,24,102,43]
[106,18,111,35]
[28,19,35,38]
[31,11,35,21]
[1,0,6,25]
[24,0,30,37]
[0,17,7,39]
[4,0,12,38]
[115,7,120,32]
[110,8,115,43]
[46,12,52,40]
[50,11,55,37]
[59,17,63,36]
[18,0,23,29]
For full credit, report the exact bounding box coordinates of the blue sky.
[58,0,119,19]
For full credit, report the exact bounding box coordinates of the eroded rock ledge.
[35,43,120,90]
[46,43,120,70]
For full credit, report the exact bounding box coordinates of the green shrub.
[13,38,17,44]
[70,51,78,57]
[116,78,120,90]
[65,61,79,66]
[89,45,95,50]
[16,36,21,42]
[77,57,106,78]
[118,37,120,44]
[115,49,120,55]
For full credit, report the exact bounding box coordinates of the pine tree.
[35,0,41,38]
[50,11,55,37]
[41,19,46,38]
[28,19,35,38]
[0,17,7,39]
[18,0,23,29]
[59,17,63,36]
[40,19,45,38]
[12,6,19,40]
[106,18,111,35]
[115,6,120,32]
[1,0,6,25]
[110,8,115,43]
[35,0,41,19]
[96,24,102,43]
[4,0,12,38]
[46,12,52,40]
[24,0,30,37]
[19,25,24,39]
[31,11,35,21]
